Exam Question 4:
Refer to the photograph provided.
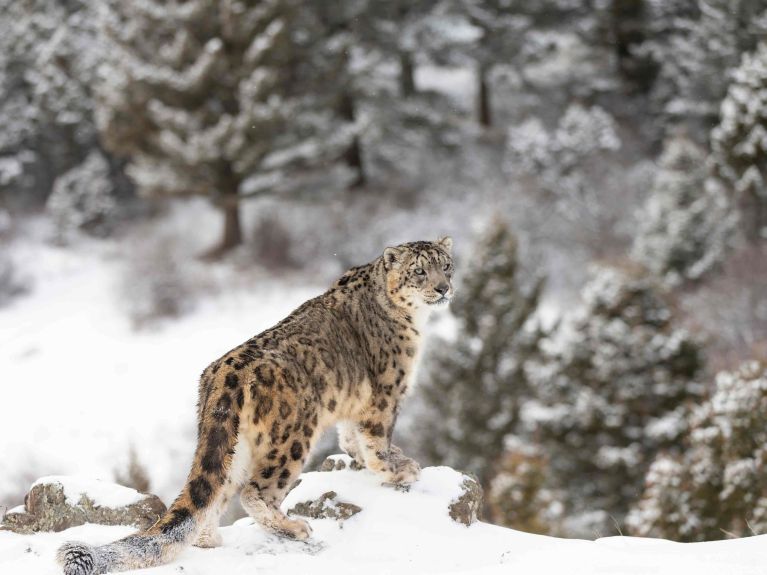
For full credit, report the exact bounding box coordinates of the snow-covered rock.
[295,454,482,526]
[1,461,767,574]
[0,477,165,534]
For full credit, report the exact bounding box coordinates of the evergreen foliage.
[632,133,734,285]
[0,0,104,206]
[628,361,767,541]
[523,265,704,535]
[648,0,767,137]
[711,42,767,241]
[417,220,544,486]
[95,0,354,255]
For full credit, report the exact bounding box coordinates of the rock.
[288,491,362,522]
[0,477,166,534]
[311,455,482,527]
[448,475,483,526]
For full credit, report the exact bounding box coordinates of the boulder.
[288,491,362,522]
[312,454,483,527]
[0,476,166,534]
[448,475,483,526]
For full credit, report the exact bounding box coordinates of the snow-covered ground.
[0,213,323,507]
[2,462,766,575]
[0,202,467,510]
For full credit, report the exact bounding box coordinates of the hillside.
[1,458,765,575]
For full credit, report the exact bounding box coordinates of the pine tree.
[711,42,767,242]
[95,0,353,256]
[0,0,104,207]
[524,265,703,536]
[649,0,767,139]
[415,220,545,487]
[628,361,767,541]
[632,132,734,285]
[422,0,532,128]
[310,0,436,189]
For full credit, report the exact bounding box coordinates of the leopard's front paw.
[392,457,421,483]
[383,453,421,485]
[277,517,313,540]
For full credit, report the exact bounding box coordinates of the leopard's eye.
[414,267,425,276]
[443,263,451,272]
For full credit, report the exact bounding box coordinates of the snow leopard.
[57,237,454,575]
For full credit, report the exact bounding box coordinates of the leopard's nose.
[435,283,449,296]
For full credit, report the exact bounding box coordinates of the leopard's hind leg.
[241,442,313,540]
[241,372,318,539]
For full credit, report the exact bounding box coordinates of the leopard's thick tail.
[57,413,241,575]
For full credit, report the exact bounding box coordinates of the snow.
[2,463,767,575]
[415,65,475,109]
[29,477,144,509]
[0,214,322,506]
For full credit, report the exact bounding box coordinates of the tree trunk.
[399,50,416,98]
[339,90,365,188]
[204,170,243,260]
[610,0,654,91]
[478,64,492,128]
[220,191,242,251]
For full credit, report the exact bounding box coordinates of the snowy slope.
[0,216,323,505]
[1,463,766,575]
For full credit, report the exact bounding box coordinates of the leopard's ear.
[383,246,406,270]
[437,236,453,254]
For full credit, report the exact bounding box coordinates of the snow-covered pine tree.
[632,132,734,285]
[711,42,767,242]
[96,0,354,256]
[0,0,103,207]
[649,0,767,140]
[628,361,767,541]
[524,264,703,536]
[358,0,434,99]
[415,220,545,487]
[424,0,531,128]
[310,0,437,189]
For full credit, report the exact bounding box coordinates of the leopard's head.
[382,237,454,310]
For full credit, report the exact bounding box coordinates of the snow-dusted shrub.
[487,439,562,535]
[628,361,767,541]
[524,264,704,534]
[505,104,622,242]
[250,212,299,270]
[46,151,116,243]
[0,252,28,307]
[632,133,734,286]
[507,105,620,202]
[415,220,545,486]
[113,446,151,494]
[119,230,210,330]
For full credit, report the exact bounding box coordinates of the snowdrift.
[1,457,766,575]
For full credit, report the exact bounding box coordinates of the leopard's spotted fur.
[58,237,454,575]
